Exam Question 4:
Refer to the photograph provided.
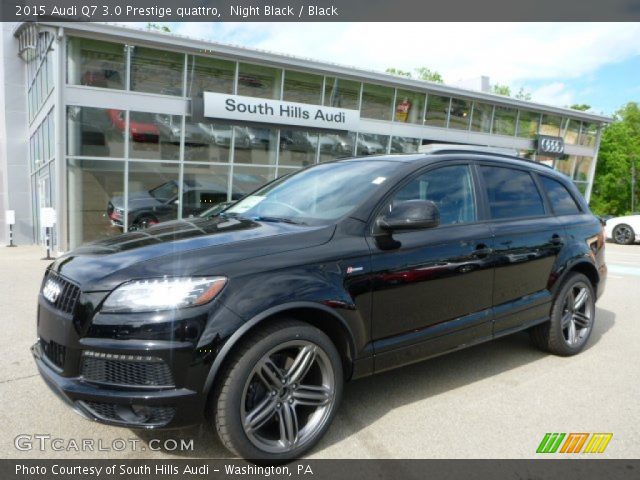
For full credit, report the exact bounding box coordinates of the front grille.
[80,352,174,388]
[42,271,81,315]
[80,401,175,426]
[40,338,66,369]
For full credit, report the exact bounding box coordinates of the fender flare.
[202,301,357,397]
[553,257,600,295]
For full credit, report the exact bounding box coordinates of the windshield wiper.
[252,216,307,226]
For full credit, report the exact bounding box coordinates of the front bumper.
[31,339,203,429]
[31,287,226,429]
[32,267,248,430]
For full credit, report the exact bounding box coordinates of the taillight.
[597,224,605,250]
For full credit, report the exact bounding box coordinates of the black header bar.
[4,0,640,22]
[2,459,640,480]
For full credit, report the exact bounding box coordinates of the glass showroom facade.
[5,22,610,252]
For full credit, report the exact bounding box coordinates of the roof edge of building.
[23,21,613,124]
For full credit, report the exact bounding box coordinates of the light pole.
[5,210,16,247]
[632,155,637,214]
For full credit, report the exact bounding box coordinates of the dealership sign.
[203,92,359,130]
[537,135,565,157]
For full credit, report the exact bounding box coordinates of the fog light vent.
[80,351,174,388]
[79,401,175,427]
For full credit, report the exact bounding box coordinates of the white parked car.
[604,215,640,245]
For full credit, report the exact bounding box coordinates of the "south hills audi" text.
[225,99,347,124]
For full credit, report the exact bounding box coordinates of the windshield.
[225,160,399,225]
[149,181,179,202]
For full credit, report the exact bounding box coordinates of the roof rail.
[418,143,554,169]
[418,143,520,157]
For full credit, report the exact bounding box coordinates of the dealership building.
[0,22,612,252]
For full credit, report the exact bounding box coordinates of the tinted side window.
[539,176,581,215]
[480,166,545,219]
[389,165,477,225]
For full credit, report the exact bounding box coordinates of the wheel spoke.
[574,288,588,311]
[567,320,577,344]
[278,404,299,448]
[293,384,332,406]
[561,312,573,328]
[573,311,590,329]
[287,345,317,384]
[256,358,286,391]
[244,396,278,432]
[565,289,576,313]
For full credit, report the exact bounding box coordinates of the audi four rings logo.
[42,279,62,303]
[541,138,563,153]
[538,135,565,155]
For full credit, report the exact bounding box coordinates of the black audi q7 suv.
[32,147,607,461]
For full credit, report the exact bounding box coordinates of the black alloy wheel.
[214,320,343,461]
[530,273,596,356]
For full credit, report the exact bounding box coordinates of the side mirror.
[378,200,440,232]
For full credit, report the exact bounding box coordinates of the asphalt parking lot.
[1,243,638,459]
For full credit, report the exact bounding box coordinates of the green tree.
[491,84,511,96]
[491,84,532,100]
[569,103,591,111]
[385,68,412,78]
[590,102,640,215]
[413,67,444,83]
[515,87,532,101]
[385,67,444,83]
[146,23,171,32]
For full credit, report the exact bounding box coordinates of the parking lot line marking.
[608,264,640,277]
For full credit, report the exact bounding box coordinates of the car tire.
[530,273,595,356]
[213,319,343,461]
[612,223,635,245]
[133,215,158,230]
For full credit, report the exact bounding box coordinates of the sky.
[151,22,640,116]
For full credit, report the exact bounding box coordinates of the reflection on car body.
[357,134,385,155]
[107,109,159,144]
[108,179,233,230]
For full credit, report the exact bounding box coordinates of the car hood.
[129,122,158,134]
[607,215,639,224]
[184,123,205,136]
[211,129,233,139]
[109,192,163,211]
[50,216,335,291]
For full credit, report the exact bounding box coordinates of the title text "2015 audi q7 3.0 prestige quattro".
[32,146,607,461]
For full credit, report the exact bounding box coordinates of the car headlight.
[101,277,227,313]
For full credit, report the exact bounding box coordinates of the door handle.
[472,244,493,258]
[550,234,563,245]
